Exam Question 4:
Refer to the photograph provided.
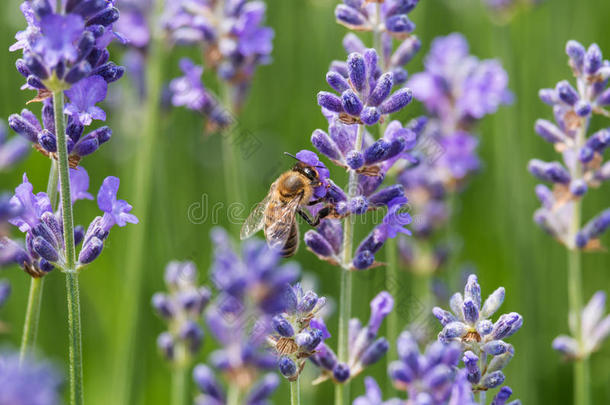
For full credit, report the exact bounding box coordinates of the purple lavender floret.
[193,365,279,405]
[318,49,413,126]
[529,40,610,249]
[310,291,393,384]
[152,261,211,362]
[0,351,63,405]
[553,291,610,359]
[9,99,113,165]
[388,331,475,404]
[408,33,512,127]
[433,275,522,395]
[11,0,124,92]
[0,121,29,171]
[352,377,402,405]
[163,0,274,110]
[268,284,328,380]
[335,0,419,37]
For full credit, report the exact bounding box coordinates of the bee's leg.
[307,197,326,206]
[297,205,332,227]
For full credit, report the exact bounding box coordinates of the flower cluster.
[553,291,610,360]
[529,40,610,249]
[268,284,329,380]
[310,291,393,384]
[11,0,123,93]
[335,0,418,37]
[4,170,137,276]
[433,275,522,395]
[318,49,413,126]
[191,227,297,400]
[0,352,62,405]
[388,331,474,404]
[164,0,274,112]
[0,120,29,171]
[152,261,211,364]
[398,33,511,274]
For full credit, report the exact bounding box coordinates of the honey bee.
[240,154,331,257]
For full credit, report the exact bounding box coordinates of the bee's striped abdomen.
[280,222,299,257]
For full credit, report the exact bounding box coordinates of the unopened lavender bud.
[579,146,595,163]
[347,53,366,93]
[342,89,363,116]
[492,386,514,405]
[318,91,344,113]
[296,329,322,352]
[487,345,514,373]
[74,225,85,246]
[278,356,297,378]
[462,299,479,325]
[597,88,610,106]
[385,15,415,34]
[389,361,413,384]
[570,179,587,197]
[463,351,480,383]
[361,106,380,125]
[566,40,586,71]
[8,113,39,143]
[491,312,523,340]
[432,307,457,327]
[364,137,406,165]
[38,130,57,153]
[304,230,335,258]
[272,315,294,337]
[24,54,49,80]
[327,71,350,93]
[297,291,318,313]
[92,62,124,83]
[587,129,610,152]
[353,250,374,270]
[151,293,173,318]
[78,236,103,264]
[335,5,367,27]
[15,59,30,77]
[349,196,368,215]
[73,137,99,157]
[538,88,557,105]
[333,363,350,382]
[391,36,421,67]
[481,287,505,319]
[32,236,59,263]
[368,185,405,207]
[360,337,389,366]
[528,159,571,184]
[330,61,348,77]
[180,320,204,353]
[481,371,505,389]
[575,100,592,116]
[584,43,602,75]
[379,88,413,114]
[483,340,509,355]
[556,81,579,105]
[316,344,337,370]
[346,150,364,169]
[443,321,468,339]
[552,335,579,357]
[534,119,565,143]
[367,73,393,107]
[27,76,45,90]
[248,374,279,403]
[193,365,224,401]
[392,67,408,84]
[157,332,174,360]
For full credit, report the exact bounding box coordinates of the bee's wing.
[264,196,301,251]
[240,183,275,240]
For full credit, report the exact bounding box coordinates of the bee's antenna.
[284,152,300,161]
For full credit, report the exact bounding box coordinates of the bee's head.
[284,152,322,186]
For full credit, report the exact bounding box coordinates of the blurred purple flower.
[0,352,62,405]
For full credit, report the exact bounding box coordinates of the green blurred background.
[1,0,609,403]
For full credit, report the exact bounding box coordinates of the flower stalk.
[220,83,245,212]
[290,377,300,405]
[53,89,83,405]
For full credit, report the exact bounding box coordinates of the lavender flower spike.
[553,291,610,359]
[0,352,63,405]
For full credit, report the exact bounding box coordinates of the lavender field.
[0,0,609,404]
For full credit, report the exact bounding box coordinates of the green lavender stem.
[19,277,44,362]
[227,385,240,405]
[335,125,364,405]
[290,377,300,405]
[112,2,165,403]
[568,120,590,405]
[219,83,246,214]
[19,160,58,363]
[53,90,83,405]
[171,365,187,405]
